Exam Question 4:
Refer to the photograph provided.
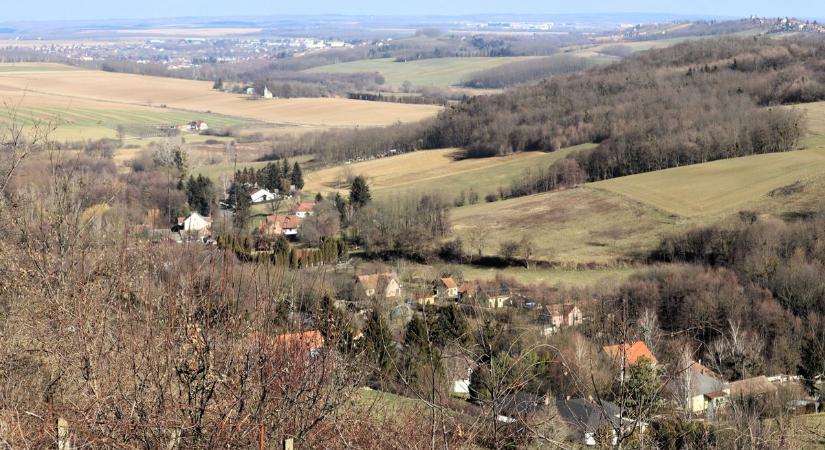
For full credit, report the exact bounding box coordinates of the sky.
[4,0,824,22]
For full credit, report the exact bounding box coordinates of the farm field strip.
[0,64,442,128]
[305,56,540,87]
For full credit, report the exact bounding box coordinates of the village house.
[189,120,209,132]
[415,293,436,306]
[259,214,301,238]
[355,273,402,300]
[704,375,780,418]
[539,304,584,334]
[458,281,478,302]
[263,86,273,99]
[444,349,477,396]
[555,398,626,447]
[603,341,657,366]
[668,360,724,416]
[294,201,316,218]
[175,212,212,237]
[250,188,277,204]
[436,277,459,300]
[480,292,510,309]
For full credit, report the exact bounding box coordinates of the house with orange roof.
[603,341,657,366]
[258,214,301,237]
[436,277,459,300]
[294,201,316,218]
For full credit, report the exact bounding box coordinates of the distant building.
[263,86,273,99]
[294,202,316,218]
[177,212,212,233]
[258,214,301,237]
[189,120,209,132]
[415,294,436,306]
[250,188,277,203]
[603,341,657,366]
[355,273,401,300]
[436,277,459,300]
[246,87,256,95]
[541,304,583,329]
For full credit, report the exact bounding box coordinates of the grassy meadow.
[591,149,825,218]
[305,56,538,88]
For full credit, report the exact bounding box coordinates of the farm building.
[250,188,277,203]
[294,202,316,218]
[541,304,583,329]
[189,120,209,132]
[415,294,436,306]
[436,277,459,300]
[177,212,212,233]
[263,87,273,99]
[355,273,401,300]
[259,215,301,237]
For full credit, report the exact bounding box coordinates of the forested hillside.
[427,37,820,178]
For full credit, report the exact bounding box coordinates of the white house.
[180,212,212,233]
[189,121,209,132]
[263,87,273,99]
[246,87,256,95]
[250,188,277,204]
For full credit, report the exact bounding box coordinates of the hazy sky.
[5,0,824,22]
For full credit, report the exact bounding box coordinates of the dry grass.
[305,144,594,200]
[451,186,676,265]
[0,64,441,129]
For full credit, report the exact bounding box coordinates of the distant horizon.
[3,0,824,23]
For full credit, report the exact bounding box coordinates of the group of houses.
[257,202,316,240]
[603,340,787,422]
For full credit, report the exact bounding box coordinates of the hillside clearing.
[306,56,539,88]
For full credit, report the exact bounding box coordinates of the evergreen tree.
[233,185,251,230]
[404,315,429,353]
[291,162,304,190]
[185,174,215,216]
[621,357,664,419]
[349,176,371,209]
[281,157,290,179]
[364,310,397,389]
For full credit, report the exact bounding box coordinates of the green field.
[0,106,258,141]
[305,56,538,88]
[592,149,825,218]
[451,148,825,264]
